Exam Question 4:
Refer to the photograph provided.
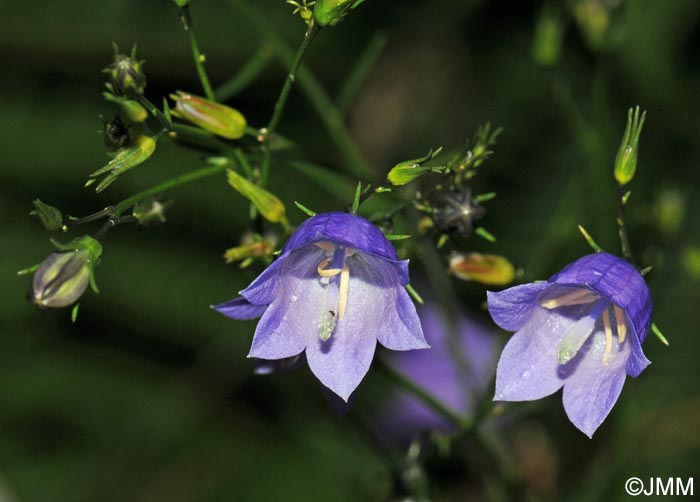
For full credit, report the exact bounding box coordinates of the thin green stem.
[64,206,116,227]
[230,0,371,179]
[260,23,319,185]
[94,164,227,239]
[215,44,275,101]
[617,185,635,263]
[375,359,469,430]
[138,96,171,131]
[180,5,216,101]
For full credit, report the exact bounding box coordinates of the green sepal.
[88,135,156,193]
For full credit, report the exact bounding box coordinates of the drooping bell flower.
[214,212,428,401]
[377,305,498,443]
[487,252,652,437]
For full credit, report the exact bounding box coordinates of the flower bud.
[31,236,102,308]
[313,0,366,27]
[103,92,148,124]
[387,147,443,186]
[226,169,287,225]
[104,46,146,99]
[30,199,63,232]
[614,106,646,185]
[172,0,190,6]
[170,92,247,140]
[88,135,156,193]
[449,253,515,286]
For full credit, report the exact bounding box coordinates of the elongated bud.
[104,45,146,99]
[170,92,247,139]
[387,147,443,186]
[88,135,156,192]
[103,92,148,123]
[449,253,515,286]
[226,170,287,225]
[30,199,63,231]
[31,236,102,308]
[313,0,366,27]
[614,106,646,185]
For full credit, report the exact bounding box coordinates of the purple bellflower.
[214,212,428,401]
[488,252,652,437]
[378,305,498,443]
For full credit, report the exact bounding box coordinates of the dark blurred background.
[1,0,699,500]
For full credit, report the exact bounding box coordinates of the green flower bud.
[103,92,148,123]
[104,45,146,99]
[313,0,366,27]
[31,236,102,308]
[88,135,157,193]
[172,0,191,6]
[387,147,443,186]
[170,92,247,140]
[30,199,63,232]
[614,106,646,185]
[226,169,288,225]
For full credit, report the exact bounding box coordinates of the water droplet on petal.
[520,370,531,380]
[290,295,297,303]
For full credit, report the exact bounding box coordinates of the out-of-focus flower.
[449,252,515,286]
[378,305,499,442]
[214,212,428,401]
[488,252,652,437]
[30,236,102,308]
[171,92,247,140]
[104,45,146,99]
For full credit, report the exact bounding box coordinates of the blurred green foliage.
[1,0,699,500]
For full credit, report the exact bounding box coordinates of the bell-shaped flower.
[214,212,428,401]
[487,252,652,437]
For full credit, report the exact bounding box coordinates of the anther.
[614,306,627,344]
[602,307,613,364]
[317,258,341,277]
[338,265,350,319]
[540,288,597,309]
